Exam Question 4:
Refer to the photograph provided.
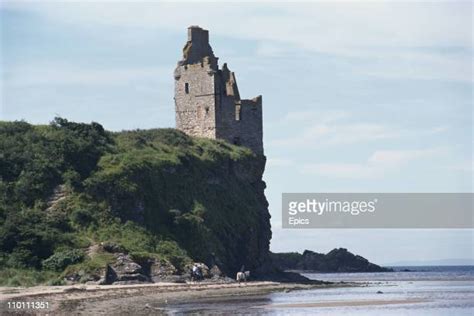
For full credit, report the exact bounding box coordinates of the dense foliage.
[0,118,270,285]
[42,249,85,271]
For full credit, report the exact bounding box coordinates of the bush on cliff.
[42,249,85,271]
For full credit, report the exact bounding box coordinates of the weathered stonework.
[174,26,264,154]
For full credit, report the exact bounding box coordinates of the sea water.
[165,266,474,315]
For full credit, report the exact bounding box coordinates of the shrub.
[129,251,157,264]
[71,208,95,227]
[155,240,191,272]
[42,249,84,271]
[63,169,82,190]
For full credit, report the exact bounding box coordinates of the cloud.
[301,148,445,179]
[368,149,441,166]
[361,50,472,82]
[20,2,472,50]
[282,110,349,124]
[4,1,472,82]
[305,123,399,146]
[267,110,448,148]
[4,64,172,87]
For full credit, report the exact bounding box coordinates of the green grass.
[61,252,116,281]
[0,269,61,287]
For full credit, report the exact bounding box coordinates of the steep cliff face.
[0,119,271,280]
[86,128,271,275]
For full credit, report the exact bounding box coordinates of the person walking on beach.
[192,264,202,281]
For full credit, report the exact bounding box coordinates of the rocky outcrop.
[270,248,392,273]
[149,259,178,282]
[105,254,150,284]
[65,240,238,285]
[100,258,235,285]
[79,244,234,285]
[209,265,223,277]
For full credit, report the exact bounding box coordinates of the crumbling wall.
[174,26,264,154]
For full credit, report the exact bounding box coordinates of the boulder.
[209,265,223,277]
[113,253,143,274]
[105,253,150,284]
[149,259,178,282]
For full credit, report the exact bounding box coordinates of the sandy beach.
[0,281,345,315]
[2,269,473,315]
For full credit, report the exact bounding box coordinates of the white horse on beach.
[236,271,250,283]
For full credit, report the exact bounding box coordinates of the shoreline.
[0,281,353,315]
[2,270,472,314]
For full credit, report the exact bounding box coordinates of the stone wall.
[174,60,217,139]
[237,96,263,155]
[174,26,263,154]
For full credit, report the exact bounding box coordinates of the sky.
[1,0,473,265]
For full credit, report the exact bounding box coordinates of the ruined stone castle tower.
[174,26,263,154]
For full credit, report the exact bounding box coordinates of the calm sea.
[165,266,474,315]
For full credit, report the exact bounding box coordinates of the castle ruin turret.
[174,26,263,154]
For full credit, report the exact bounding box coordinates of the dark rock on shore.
[256,270,329,284]
[148,259,178,282]
[76,249,235,285]
[270,248,393,273]
[105,253,150,284]
[64,241,239,285]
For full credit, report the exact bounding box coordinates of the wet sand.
[0,281,344,315]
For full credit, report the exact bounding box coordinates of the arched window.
[185,83,189,94]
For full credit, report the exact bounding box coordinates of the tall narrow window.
[185,83,189,94]
[235,104,241,121]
